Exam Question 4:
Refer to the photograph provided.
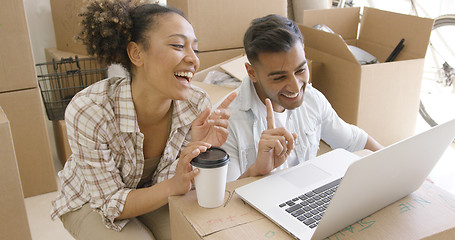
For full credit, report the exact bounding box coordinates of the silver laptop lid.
[312,118,455,239]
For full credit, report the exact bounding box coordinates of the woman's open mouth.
[174,71,193,87]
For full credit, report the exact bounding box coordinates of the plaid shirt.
[50,77,210,231]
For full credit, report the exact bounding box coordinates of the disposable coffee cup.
[191,147,230,208]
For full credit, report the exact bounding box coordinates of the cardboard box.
[44,47,89,61]
[198,48,245,71]
[291,0,332,24]
[167,0,287,51]
[0,107,32,240]
[53,120,72,166]
[0,0,38,92]
[169,176,455,240]
[299,7,434,146]
[0,88,57,197]
[49,0,88,55]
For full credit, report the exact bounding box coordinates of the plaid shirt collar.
[116,77,195,134]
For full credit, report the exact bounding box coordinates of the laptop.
[235,118,455,240]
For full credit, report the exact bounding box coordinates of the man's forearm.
[364,135,384,151]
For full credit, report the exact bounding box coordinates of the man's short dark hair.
[243,14,304,64]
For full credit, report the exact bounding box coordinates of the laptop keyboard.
[278,178,342,229]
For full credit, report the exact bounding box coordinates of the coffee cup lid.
[190,147,230,168]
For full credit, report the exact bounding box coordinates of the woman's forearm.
[116,179,174,220]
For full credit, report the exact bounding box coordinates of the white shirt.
[273,110,299,169]
[216,78,368,182]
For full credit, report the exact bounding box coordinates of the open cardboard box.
[193,55,248,82]
[299,7,434,146]
[169,175,455,240]
[191,55,248,105]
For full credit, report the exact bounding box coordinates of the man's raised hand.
[246,98,297,177]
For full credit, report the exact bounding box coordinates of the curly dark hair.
[243,14,304,64]
[77,0,185,75]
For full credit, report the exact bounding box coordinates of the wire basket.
[36,56,108,121]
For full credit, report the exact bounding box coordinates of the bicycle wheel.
[419,14,455,127]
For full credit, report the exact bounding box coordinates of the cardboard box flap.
[192,81,235,104]
[171,177,264,237]
[300,25,358,64]
[194,55,246,82]
[303,7,360,41]
[206,218,293,240]
[0,107,7,124]
[359,7,434,60]
[220,55,249,81]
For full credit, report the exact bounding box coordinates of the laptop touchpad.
[281,164,331,189]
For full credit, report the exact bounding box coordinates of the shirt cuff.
[99,188,132,231]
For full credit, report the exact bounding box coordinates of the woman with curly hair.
[50,1,237,239]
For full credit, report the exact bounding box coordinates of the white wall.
[23,0,59,170]
[24,0,56,64]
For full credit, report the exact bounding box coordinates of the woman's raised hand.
[191,91,238,147]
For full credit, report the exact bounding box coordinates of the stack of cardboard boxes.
[0,0,57,198]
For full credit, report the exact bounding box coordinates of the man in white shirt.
[217,14,383,182]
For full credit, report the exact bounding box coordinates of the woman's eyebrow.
[168,34,198,43]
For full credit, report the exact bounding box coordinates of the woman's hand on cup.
[170,141,211,196]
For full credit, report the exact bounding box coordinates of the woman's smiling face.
[136,12,200,100]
